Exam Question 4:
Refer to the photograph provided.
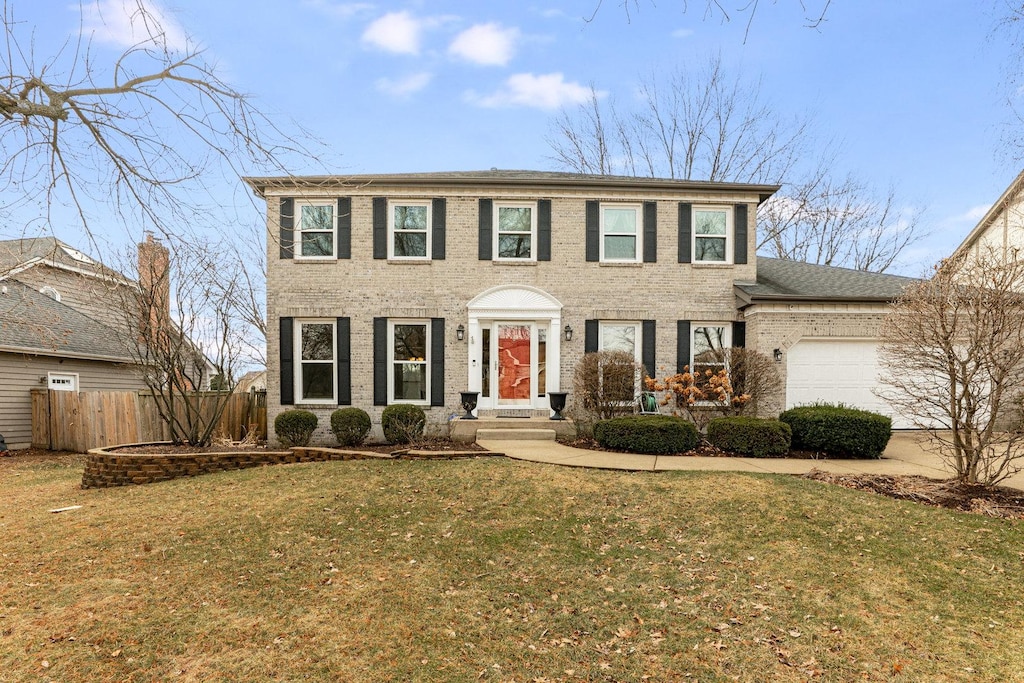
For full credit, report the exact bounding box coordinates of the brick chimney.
[137,232,170,344]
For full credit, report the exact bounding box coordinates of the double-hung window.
[494,203,536,260]
[390,201,431,259]
[390,321,429,403]
[296,202,335,258]
[296,320,336,403]
[601,204,641,262]
[691,324,729,389]
[599,322,642,403]
[693,207,731,263]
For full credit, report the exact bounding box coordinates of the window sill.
[293,257,337,263]
[386,259,432,265]
[492,260,538,266]
[598,261,643,267]
[691,262,736,269]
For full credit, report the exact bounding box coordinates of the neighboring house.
[0,235,211,449]
[951,168,1024,264]
[235,369,267,394]
[0,238,145,448]
[246,170,918,444]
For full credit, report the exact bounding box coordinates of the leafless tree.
[586,0,832,39]
[0,0,321,246]
[118,234,249,446]
[877,246,1024,485]
[759,172,925,272]
[547,56,925,272]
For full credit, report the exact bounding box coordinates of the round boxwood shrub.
[706,416,792,458]
[330,407,371,447]
[274,409,318,447]
[593,415,699,454]
[779,403,892,459]
[381,403,426,444]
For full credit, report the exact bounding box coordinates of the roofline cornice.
[242,174,780,204]
[0,345,135,363]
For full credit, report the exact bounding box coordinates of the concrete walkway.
[476,431,1024,490]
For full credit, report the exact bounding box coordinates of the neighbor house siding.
[0,352,146,449]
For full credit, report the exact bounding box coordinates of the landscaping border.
[81,443,495,488]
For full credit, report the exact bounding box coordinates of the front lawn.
[2,454,1023,681]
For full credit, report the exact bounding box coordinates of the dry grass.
[2,454,1024,682]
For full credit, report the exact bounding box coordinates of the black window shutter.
[478,199,493,260]
[732,321,746,349]
[643,201,657,263]
[538,199,552,261]
[337,317,351,405]
[279,198,294,259]
[678,203,692,264]
[432,198,446,260]
[734,203,748,265]
[584,319,599,353]
[372,197,387,259]
[676,320,691,373]
[642,320,656,377]
[373,317,387,405]
[430,318,445,407]
[337,197,351,260]
[585,200,600,262]
[279,317,294,405]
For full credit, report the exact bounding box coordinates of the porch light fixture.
[564,324,573,342]
[456,324,465,341]
[773,348,783,362]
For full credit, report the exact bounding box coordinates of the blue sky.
[7,0,1021,274]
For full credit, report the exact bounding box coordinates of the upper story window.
[295,320,336,403]
[601,205,641,262]
[693,207,731,263]
[39,286,60,301]
[495,203,536,260]
[296,202,335,258]
[390,320,429,404]
[390,201,431,259]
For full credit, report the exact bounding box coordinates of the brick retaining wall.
[81,445,396,488]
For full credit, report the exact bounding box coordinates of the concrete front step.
[451,417,576,443]
[475,428,557,441]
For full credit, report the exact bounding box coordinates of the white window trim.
[294,319,337,405]
[388,319,431,405]
[294,200,337,261]
[47,372,79,392]
[39,286,61,301]
[692,205,733,265]
[599,203,642,263]
[493,202,537,262]
[388,200,432,260]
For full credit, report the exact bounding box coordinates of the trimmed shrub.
[779,403,892,459]
[381,404,426,444]
[330,407,371,447]
[274,409,318,447]
[707,417,792,458]
[594,415,699,454]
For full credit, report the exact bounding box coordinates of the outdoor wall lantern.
[456,324,465,341]
[564,324,573,342]
[773,348,783,362]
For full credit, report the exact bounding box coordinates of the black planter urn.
[459,391,479,420]
[548,391,568,421]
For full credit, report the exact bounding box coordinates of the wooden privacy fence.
[31,389,268,453]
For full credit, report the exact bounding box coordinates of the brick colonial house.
[246,171,917,444]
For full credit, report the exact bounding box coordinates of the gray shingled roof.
[735,257,919,303]
[0,237,124,280]
[0,280,134,360]
[244,169,780,202]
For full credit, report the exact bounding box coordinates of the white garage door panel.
[786,339,915,429]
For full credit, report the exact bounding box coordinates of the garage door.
[786,339,915,429]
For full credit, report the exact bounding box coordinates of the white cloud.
[80,0,188,52]
[375,72,433,97]
[362,11,425,55]
[671,28,695,39]
[448,23,519,66]
[959,203,992,223]
[468,73,599,110]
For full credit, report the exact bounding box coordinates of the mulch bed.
[802,470,1024,520]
